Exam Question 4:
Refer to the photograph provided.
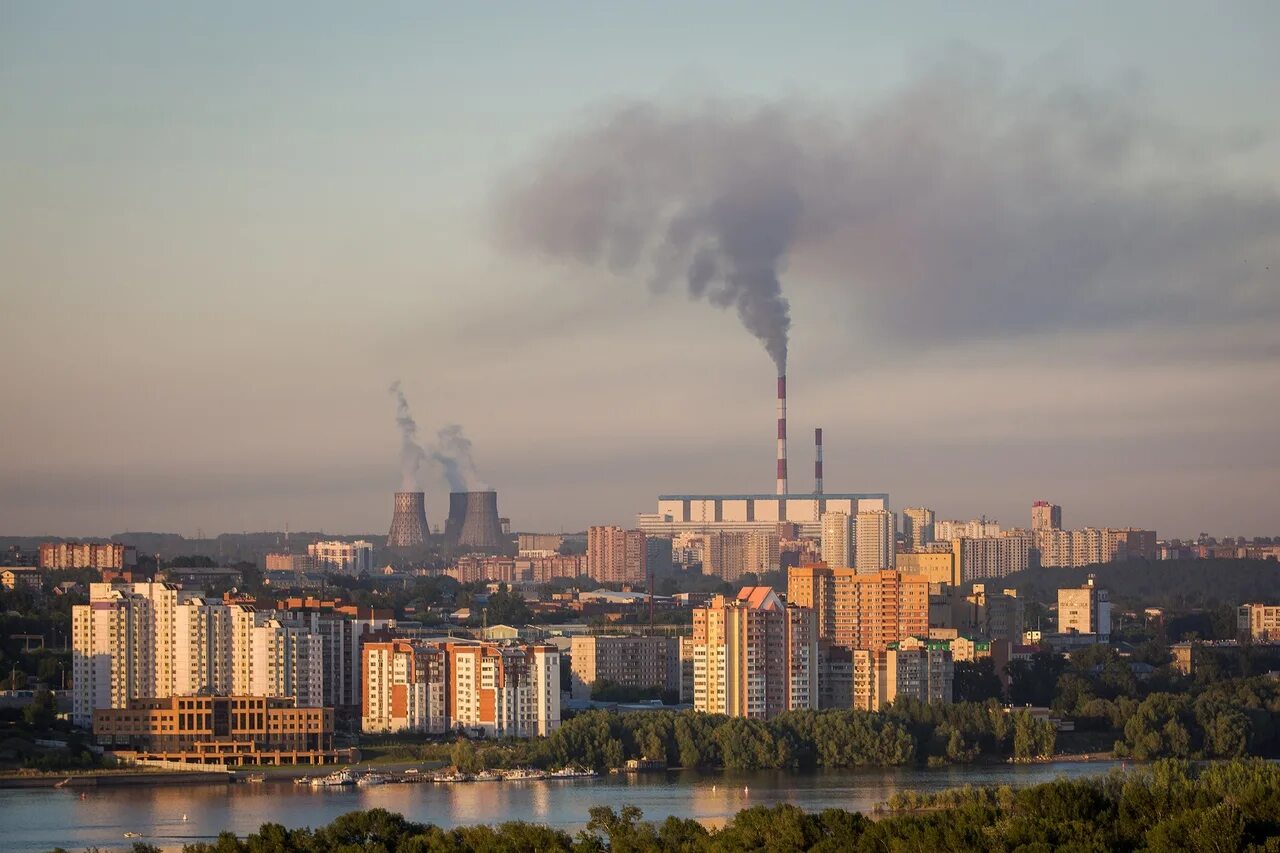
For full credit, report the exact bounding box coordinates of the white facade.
[250,618,324,708]
[1058,577,1111,641]
[855,510,896,573]
[71,591,154,727]
[307,540,374,575]
[935,518,1003,541]
[901,507,935,550]
[641,494,888,537]
[820,511,852,567]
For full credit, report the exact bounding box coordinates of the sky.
[1,2,1278,539]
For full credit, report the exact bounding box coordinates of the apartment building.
[273,597,392,713]
[896,550,958,586]
[855,509,896,572]
[568,634,680,700]
[953,534,1031,582]
[820,511,852,567]
[853,640,954,711]
[702,531,749,582]
[361,639,449,734]
[901,507,935,551]
[306,540,374,575]
[40,542,137,570]
[446,643,560,737]
[787,565,929,652]
[689,587,817,719]
[586,526,648,584]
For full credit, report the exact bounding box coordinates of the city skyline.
[3,4,1279,537]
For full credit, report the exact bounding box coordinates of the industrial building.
[638,493,889,538]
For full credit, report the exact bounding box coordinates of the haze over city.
[2,3,1278,538]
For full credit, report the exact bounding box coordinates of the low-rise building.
[1238,604,1280,641]
[1,567,42,592]
[93,695,338,765]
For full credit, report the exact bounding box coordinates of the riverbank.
[0,769,230,789]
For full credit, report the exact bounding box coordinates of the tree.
[22,688,58,731]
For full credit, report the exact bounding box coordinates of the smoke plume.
[388,381,426,492]
[432,424,488,492]
[495,49,1280,355]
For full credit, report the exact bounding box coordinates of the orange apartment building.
[787,564,929,650]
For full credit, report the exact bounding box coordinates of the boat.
[310,769,356,788]
[243,772,266,784]
[472,770,502,782]
[123,832,142,839]
[432,771,469,783]
[356,772,388,786]
[549,765,596,779]
[502,767,548,781]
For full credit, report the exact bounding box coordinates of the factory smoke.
[432,424,488,493]
[495,49,1280,355]
[387,381,426,492]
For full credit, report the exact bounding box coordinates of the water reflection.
[1,762,1127,853]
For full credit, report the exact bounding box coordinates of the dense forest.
[368,703,1056,772]
[90,758,1280,853]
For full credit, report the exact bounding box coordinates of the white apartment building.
[820,511,853,568]
[307,540,374,575]
[935,518,1003,541]
[855,509,896,573]
[71,589,155,727]
[901,507,935,550]
[362,640,449,734]
[73,581,325,727]
[446,643,560,738]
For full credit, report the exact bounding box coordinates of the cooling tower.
[388,491,430,549]
[445,490,505,552]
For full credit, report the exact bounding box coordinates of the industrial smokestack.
[388,491,429,549]
[776,374,788,496]
[814,427,823,495]
[446,491,506,553]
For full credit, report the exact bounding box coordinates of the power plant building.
[388,491,430,549]
[638,494,888,539]
[445,491,507,553]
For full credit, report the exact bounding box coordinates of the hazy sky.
[2,2,1278,539]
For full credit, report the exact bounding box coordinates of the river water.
[1,761,1127,852]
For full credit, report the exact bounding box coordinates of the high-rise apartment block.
[901,507,935,550]
[273,597,392,713]
[72,582,351,728]
[854,509,896,572]
[1035,527,1157,567]
[820,511,853,567]
[1057,576,1111,641]
[361,640,449,734]
[702,531,748,581]
[690,587,817,719]
[1031,501,1062,531]
[568,635,680,700]
[853,640,954,711]
[934,519,1002,541]
[952,534,1031,582]
[517,533,564,555]
[307,540,374,575]
[446,643,561,737]
[787,566,929,652]
[586,526,648,583]
[40,542,137,570]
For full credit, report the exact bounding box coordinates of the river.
[1,761,1128,852]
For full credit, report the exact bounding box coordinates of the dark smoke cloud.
[496,50,1280,352]
[388,381,426,492]
[432,424,488,493]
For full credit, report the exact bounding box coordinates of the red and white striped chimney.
[776,375,788,496]
[814,427,823,495]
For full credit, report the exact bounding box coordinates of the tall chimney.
[814,427,823,495]
[776,375,788,496]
